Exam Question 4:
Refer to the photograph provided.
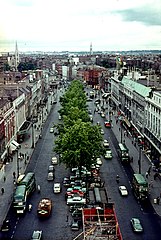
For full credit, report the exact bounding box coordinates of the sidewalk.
[111,113,161,216]
[0,92,55,229]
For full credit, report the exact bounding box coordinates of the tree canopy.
[54,80,104,170]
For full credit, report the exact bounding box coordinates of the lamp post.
[16,149,20,178]
[138,146,142,174]
[31,122,34,148]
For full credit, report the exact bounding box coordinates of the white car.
[58,115,62,120]
[51,156,58,165]
[104,149,112,159]
[96,157,102,166]
[101,112,105,118]
[100,129,104,135]
[31,230,42,240]
[50,127,54,133]
[67,196,86,205]
[119,185,128,196]
[103,139,109,148]
[53,183,61,193]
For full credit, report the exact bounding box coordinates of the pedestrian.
[1,187,4,194]
[145,171,149,179]
[130,156,133,163]
[157,197,160,205]
[4,176,6,182]
[154,172,158,180]
[66,215,69,222]
[150,180,153,188]
[148,166,152,176]
[13,172,16,179]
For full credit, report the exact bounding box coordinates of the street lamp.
[16,149,20,178]
[31,122,34,148]
[138,146,142,174]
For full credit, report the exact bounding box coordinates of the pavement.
[0,92,56,229]
[110,112,161,216]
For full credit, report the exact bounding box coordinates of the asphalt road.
[87,91,161,240]
[4,90,82,240]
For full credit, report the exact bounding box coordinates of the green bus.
[132,173,149,200]
[118,143,129,163]
[13,185,27,214]
[18,172,36,195]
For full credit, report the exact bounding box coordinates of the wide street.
[1,86,161,240]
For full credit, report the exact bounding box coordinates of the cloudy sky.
[0,0,161,52]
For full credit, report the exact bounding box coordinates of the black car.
[1,220,10,232]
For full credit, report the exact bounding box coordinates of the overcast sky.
[0,0,161,52]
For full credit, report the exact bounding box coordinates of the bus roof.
[18,172,35,185]
[14,185,26,198]
[133,174,147,185]
[118,143,128,151]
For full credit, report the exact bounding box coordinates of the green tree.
[54,119,104,170]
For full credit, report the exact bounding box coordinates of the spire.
[90,42,93,55]
[15,41,19,71]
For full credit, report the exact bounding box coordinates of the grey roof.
[122,76,152,97]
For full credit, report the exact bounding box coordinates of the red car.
[66,189,84,198]
[104,121,111,128]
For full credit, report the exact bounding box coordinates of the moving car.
[119,185,128,196]
[1,220,10,232]
[103,139,109,148]
[104,121,111,128]
[50,127,54,133]
[31,230,42,240]
[101,112,105,118]
[53,183,61,193]
[104,149,112,159]
[48,165,55,173]
[51,156,58,165]
[37,198,52,217]
[47,172,54,181]
[130,218,143,232]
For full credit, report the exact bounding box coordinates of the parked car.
[53,183,61,193]
[51,156,58,165]
[96,157,102,166]
[104,149,112,159]
[67,196,86,205]
[58,115,62,120]
[130,218,143,232]
[100,129,104,135]
[101,112,105,118]
[47,172,54,181]
[71,220,79,231]
[103,139,109,148]
[63,177,70,187]
[31,230,42,240]
[50,127,54,133]
[119,185,128,196]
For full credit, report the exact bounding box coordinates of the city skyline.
[0,0,161,52]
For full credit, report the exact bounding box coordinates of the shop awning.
[0,149,7,160]
[10,143,17,152]
[18,121,31,135]
[123,118,131,128]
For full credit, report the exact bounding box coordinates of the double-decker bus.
[13,172,36,214]
[18,172,36,195]
[118,143,129,163]
[132,173,149,200]
[13,185,27,214]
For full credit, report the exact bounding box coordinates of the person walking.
[145,171,149,179]
[1,187,4,194]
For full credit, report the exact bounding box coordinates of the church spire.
[90,42,93,55]
[15,41,19,71]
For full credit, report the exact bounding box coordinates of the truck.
[37,198,52,217]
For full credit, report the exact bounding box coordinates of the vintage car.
[37,198,52,217]
[67,196,86,205]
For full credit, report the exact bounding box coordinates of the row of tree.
[54,80,105,171]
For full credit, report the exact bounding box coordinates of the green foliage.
[54,80,104,170]
[17,62,37,72]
